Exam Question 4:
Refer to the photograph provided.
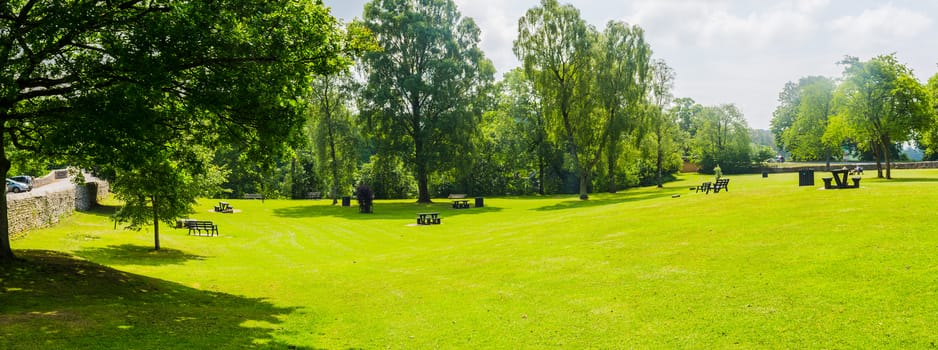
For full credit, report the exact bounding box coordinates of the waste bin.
[475,197,484,208]
[798,170,814,186]
[762,171,768,178]
[341,196,351,207]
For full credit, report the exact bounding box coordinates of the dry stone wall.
[8,178,109,239]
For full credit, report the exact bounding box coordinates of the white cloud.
[624,0,825,50]
[830,4,933,45]
[454,0,528,75]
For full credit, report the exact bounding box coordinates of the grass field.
[3,170,938,349]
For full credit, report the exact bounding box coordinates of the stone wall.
[8,177,109,239]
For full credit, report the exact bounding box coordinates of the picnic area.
[6,170,938,349]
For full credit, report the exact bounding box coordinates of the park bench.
[712,178,730,193]
[306,191,322,199]
[452,199,470,209]
[243,193,264,202]
[417,212,441,225]
[187,220,218,236]
[694,182,711,194]
[447,193,466,199]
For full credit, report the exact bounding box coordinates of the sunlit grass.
[5,169,938,348]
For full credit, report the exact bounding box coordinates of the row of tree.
[0,0,776,258]
[289,0,764,205]
[771,54,938,178]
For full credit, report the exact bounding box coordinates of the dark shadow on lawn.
[272,201,503,220]
[74,244,207,266]
[77,203,120,218]
[532,192,672,211]
[874,177,938,183]
[0,250,335,350]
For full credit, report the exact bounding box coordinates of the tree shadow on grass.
[74,244,207,266]
[79,203,120,218]
[0,250,334,350]
[531,192,673,211]
[272,201,502,220]
[874,177,938,183]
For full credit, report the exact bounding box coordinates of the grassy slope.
[4,170,938,349]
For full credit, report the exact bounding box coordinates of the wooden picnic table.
[417,212,441,225]
[451,199,470,209]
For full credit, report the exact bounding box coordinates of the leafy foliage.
[832,54,933,178]
[359,0,494,203]
[0,0,364,256]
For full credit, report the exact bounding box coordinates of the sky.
[322,0,938,130]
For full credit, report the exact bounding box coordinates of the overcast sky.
[322,0,938,129]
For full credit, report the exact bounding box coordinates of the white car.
[6,179,30,193]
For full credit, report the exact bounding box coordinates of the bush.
[356,184,374,213]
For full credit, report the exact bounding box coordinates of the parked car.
[6,179,30,193]
[10,175,33,190]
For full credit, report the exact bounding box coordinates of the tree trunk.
[416,165,431,203]
[560,111,587,200]
[0,131,15,261]
[874,140,884,179]
[415,138,431,203]
[607,154,617,193]
[328,116,340,206]
[152,195,161,251]
[655,127,664,188]
[537,155,545,195]
[578,173,589,200]
[290,157,296,199]
[882,136,892,179]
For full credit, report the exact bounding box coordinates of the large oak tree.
[834,55,932,178]
[0,0,365,259]
[359,0,494,203]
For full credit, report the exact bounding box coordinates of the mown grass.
[4,170,938,349]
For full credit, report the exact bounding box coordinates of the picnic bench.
[452,199,470,209]
[417,212,441,225]
[823,169,860,189]
[214,201,233,213]
[694,182,712,194]
[712,178,730,193]
[187,220,218,236]
[243,193,264,201]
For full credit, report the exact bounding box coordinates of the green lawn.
[4,170,938,349]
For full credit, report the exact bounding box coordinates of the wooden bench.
[306,191,322,199]
[243,193,264,202]
[447,193,467,199]
[187,220,218,236]
[417,212,441,225]
[452,199,470,209]
[694,182,711,194]
[712,178,730,193]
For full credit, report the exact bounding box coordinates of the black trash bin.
[762,171,768,178]
[475,197,484,208]
[798,170,814,186]
[341,196,351,207]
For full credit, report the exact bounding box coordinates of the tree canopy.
[832,54,933,178]
[359,0,494,203]
[0,0,368,259]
